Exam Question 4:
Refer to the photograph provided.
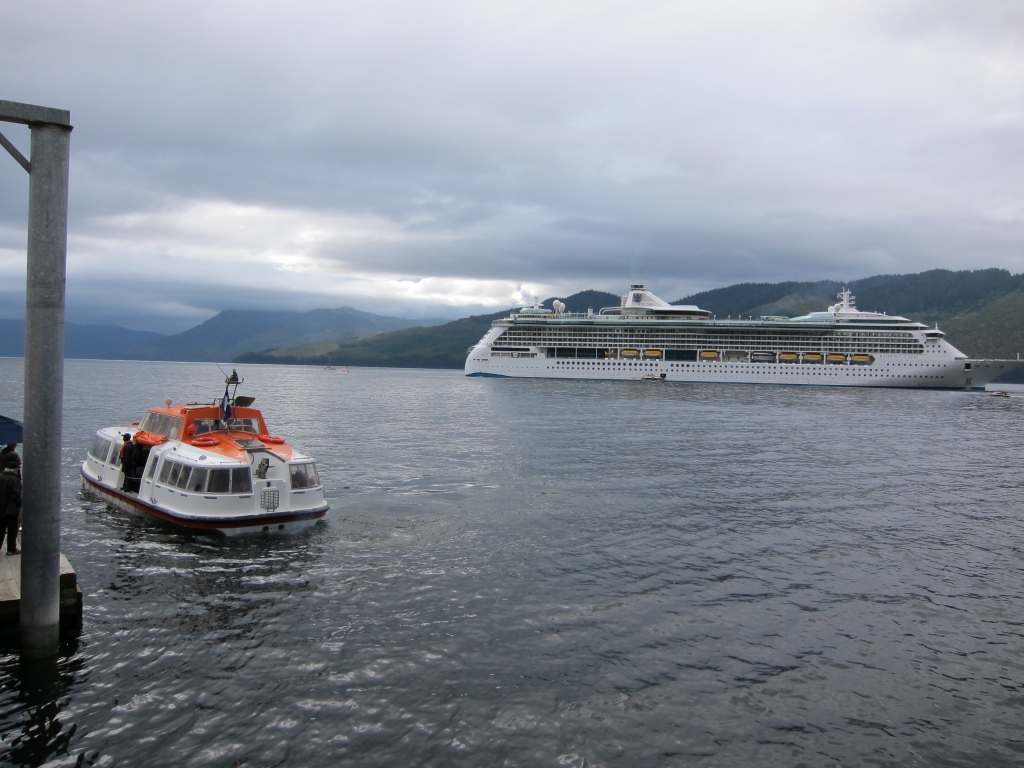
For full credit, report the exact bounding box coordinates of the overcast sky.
[2,1,1023,332]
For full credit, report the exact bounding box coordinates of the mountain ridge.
[123,306,446,362]
[0,320,165,359]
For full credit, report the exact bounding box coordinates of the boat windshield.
[193,417,261,435]
[139,412,185,440]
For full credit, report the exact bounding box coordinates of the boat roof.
[95,401,309,463]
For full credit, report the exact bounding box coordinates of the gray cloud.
[2,0,1024,331]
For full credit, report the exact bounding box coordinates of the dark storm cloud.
[2,0,1024,330]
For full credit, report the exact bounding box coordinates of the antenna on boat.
[202,344,231,380]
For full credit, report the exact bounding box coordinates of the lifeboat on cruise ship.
[699,350,720,361]
[826,353,848,364]
[802,352,824,364]
[642,349,663,359]
[80,371,328,536]
[850,354,875,365]
[778,352,799,363]
[750,352,776,363]
[620,349,640,359]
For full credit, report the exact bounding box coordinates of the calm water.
[1,359,1023,767]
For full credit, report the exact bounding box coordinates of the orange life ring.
[258,434,286,444]
[192,436,219,446]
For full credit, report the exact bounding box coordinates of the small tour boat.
[991,390,1011,398]
[641,373,667,381]
[80,371,328,536]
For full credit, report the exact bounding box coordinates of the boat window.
[290,463,309,489]
[88,436,111,461]
[290,464,317,489]
[166,462,183,487]
[175,465,193,490]
[208,468,231,493]
[193,417,260,435]
[174,466,192,489]
[186,468,208,493]
[145,455,159,479]
[140,413,183,440]
[232,468,252,493]
[290,463,319,489]
[159,460,173,484]
[167,417,183,440]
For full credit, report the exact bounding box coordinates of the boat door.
[141,452,160,502]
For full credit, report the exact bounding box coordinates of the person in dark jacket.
[0,466,21,554]
[0,444,20,471]
[120,434,136,491]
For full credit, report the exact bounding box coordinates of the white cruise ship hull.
[466,352,1017,389]
[465,286,1023,389]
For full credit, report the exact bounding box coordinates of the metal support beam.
[0,100,72,660]
[0,129,30,173]
[0,100,71,128]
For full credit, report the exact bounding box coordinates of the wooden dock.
[0,542,82,628]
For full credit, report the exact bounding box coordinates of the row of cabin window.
[139,413,184,440]
[157,460,253,494]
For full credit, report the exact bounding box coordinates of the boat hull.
[81,472,327,537]
[465,351,1021,390]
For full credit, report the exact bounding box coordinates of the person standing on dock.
[0,465,21,554]
[0,444,20,471]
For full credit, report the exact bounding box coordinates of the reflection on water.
[0,651,84,766]
[1,360,1024,766]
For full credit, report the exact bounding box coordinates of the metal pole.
[20,122,71,660]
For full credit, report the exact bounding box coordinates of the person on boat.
[0,466,21,555]
[134,442,150,483]
[120,434,137,491]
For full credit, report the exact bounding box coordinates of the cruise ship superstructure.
[465,285,1020,389]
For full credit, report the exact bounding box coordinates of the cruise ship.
[465,285,1020,389]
